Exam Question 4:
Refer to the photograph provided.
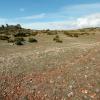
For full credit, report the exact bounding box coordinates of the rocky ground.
[0,32,100,100]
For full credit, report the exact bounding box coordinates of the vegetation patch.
[15,37,25,42]
[28,37,38,43]
[15,39,23,45]
[0,35,9,40]
[53,35,63,43]
[47,31,57,35]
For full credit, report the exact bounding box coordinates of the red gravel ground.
[0,44,100,100]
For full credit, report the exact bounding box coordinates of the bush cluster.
[15,40,23,45]
[28,37,38,43]
[0,35,9,40]
[14,32,27,37]
[64,31,90,37]
[53,35,63,43]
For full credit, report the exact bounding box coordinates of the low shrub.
[55,39,63,43]
[64,31,79,37]
[73,33,79,37]
[53,35,59,41]
[14,37,25,45]
[14,32,27,37]
[53,35,63,43]
[8,38,15,43]
[64,31,73,37]
[15,40,23,45]
[47,31,57,35]
[15,37,25,41]
[31,32,38,36]
[0,35,9,40]
[28,37,38,43]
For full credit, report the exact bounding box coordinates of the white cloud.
[0,18,8,25]
[21,13,100,30]
[20,13,45,20]
[19,8,25,12]
[1,13,100,30]
[22,21,71,30]
[1,3,100,30]
[61,3,100,14]
[75,13,100,28]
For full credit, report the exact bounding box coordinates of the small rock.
[91,57,95,61]
[89,93,96,98]
[61,97,66,100]
[81,89,88,94]
[83,95,88,99]
[67,92,74,97]
[85,75,88,78]
[50,80,54,84]
[57,76,62,79]
[95,88,100,93]
[69,85,73,89]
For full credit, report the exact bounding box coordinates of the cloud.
[1,3,100,30]
[19,13,45,20]
[75,13,100,28]
[22,21,71,30]
[61,3,100,16]
[0,18,8,24]
[19,8,25,12]
[21,13,100,30]
[1,13,100,30]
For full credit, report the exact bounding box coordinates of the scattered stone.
[83,95,88,100]
[89,93,96,98]
[69,85,73,89]
[91,57,95,61]
[81,89,88,94]
[61,97,66,100]
[44,94,48,97]
[50,80,54,84]
[37,91,40,94]
[95,88,100,93]
[57,76,62,80]
[67,92,74,97]
[85,75,88,78]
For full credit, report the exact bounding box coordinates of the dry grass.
[0,28,100,100]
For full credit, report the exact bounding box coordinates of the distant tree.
[1,25,5,29]
[15,24,22,29]
[6,24,9,28]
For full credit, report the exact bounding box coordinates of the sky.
[0,0,100,30]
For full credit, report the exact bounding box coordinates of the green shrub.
[64,31,73,37]
[64,31,79,37]
[53,35,63,43]
[47,31,57,35]
[0,35,9,40]
[31,32,38,36]
[14,37,25,45]
[15,40,23,45]
[73,33,79,37]
[53,35,59,40]
[15,37,25,41]
[14,32,26,37]
[55,39,63,43]
[28,37,37,43]
[8,38,15,43]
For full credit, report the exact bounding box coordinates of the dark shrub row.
[64,31,91,37]
[0,35,9,40]
[28,38,38,43]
